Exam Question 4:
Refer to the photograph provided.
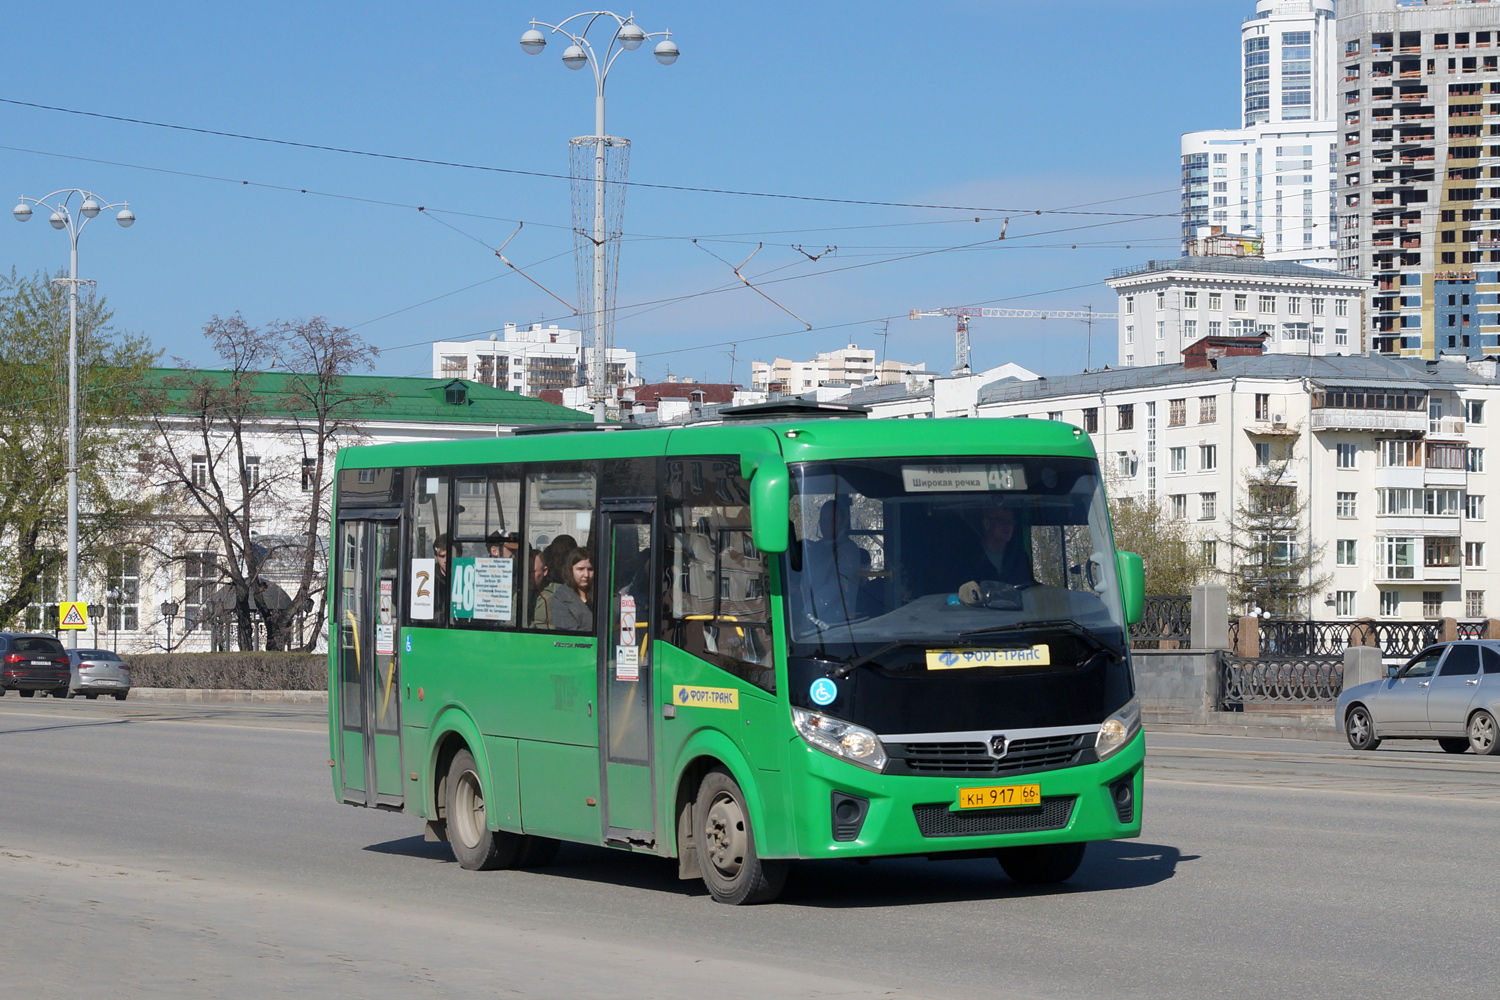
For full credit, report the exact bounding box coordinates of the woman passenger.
[550,547,595,632]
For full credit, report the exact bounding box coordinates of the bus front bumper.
[784,729,1144,860]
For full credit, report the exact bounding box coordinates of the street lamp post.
[521,11,678,422]
[87,603,102,649]
[13,190,134,651]
[161,601,179,653]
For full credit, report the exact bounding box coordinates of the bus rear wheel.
[694,768,786,905]
[997,842,1087,885]
[445,749,523,871]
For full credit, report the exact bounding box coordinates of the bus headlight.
[1095,696,1141,761]
[791,707,888,772]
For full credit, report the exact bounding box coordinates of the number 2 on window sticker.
[415,571,431,598]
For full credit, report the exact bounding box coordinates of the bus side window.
[662,456,775,693]
[450,473,522,629]
[407,471,450,627]
[524,463,597,633]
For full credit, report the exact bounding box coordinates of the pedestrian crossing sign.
[59,602,87,629]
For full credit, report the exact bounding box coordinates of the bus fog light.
[792,707,887,772]
[1095,696,1140,761]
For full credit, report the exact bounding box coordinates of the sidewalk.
[1146,708,1341,743]
[127,688,327,705]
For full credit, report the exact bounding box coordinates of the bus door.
[597,505,657,846]
[336,512,404,809]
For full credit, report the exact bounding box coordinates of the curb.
[127,689,327,705]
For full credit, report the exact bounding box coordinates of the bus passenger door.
[598,507,656,846]
[336,514,405,809]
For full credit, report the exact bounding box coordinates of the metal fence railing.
[1218,653,1345,710]
[1130,595,1192,649]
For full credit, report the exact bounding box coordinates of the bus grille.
[912,796,1076,838]
[885,733,1093,777]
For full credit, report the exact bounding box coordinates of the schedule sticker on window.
[902,463,1027,493]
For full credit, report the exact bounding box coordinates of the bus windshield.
[786,456,1125,658]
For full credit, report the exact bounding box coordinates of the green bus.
[329,404,1146,904]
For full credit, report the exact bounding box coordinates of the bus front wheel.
[445,749,524,871]
[997,842,1087,885]
[694,768,786,905]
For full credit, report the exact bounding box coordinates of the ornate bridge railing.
[1130,595,1191,649]
[1230,619,1472,659]
[1218,654,1344,710]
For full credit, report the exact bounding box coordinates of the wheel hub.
[452,770,485,849]
[703,792,746,878]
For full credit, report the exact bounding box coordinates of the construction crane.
[909,306,1122,375]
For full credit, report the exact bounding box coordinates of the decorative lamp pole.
[521,11,678,422]
[87,603,102,648]
[161,600,179,653]
[13,190,134,650]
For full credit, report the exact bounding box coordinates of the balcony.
[1428,416,1467,438]
[1423,564,1462,583]
[1311,409,1427,433]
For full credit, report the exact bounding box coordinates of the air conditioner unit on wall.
[1271,412,1287,426]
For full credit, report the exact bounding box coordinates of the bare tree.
[143,314,385,650]
[0,269,158,629]
[1222,453,1328,617]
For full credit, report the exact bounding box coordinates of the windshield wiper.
[830,640,934,679]
[957,618,1119,659]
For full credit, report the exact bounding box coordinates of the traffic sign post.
[59,602,88,630]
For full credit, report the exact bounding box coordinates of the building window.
[1156,321,1165,341]
[1336,443,1357,469]
[105,550,140,632]
[1170,494,1188,520]
[191,455,207,489]
[1169,447,1187,473]
[1381,536,1416,580]
[1337,491,1357,518]
[1202,539,1218,567]
[1259,295,1276,312]
[1183,319,1198,340]
[1335,299,1348,317]
[1255,393,1270,421]
[1467,494,1485,520]
[1379,590,1400,618]
[301,458,317,493]
[1288,296,1302,314]
[1184,291,1198,308]
[1156,351,1165,366]
[1337,539,1357,566]
[1336,591,1358,617]
[1118,404,1134,431]
[1335,330,1348,346]
[1231,294,1246,311]
[1082,407,1098,434]
[1468,447,1485,473]
[1466,541,1486,568]
[1126,296,1134,314]
[1208,320,1223,337]
[1210,293,1223,311]
[1378,440,1423,468]
[1200,492,1217,520]
[243,455,261,489]
[1466,399,1485,425]
[1255,442,1272,467]
[1423,591,1444,619]
[1156,291,1166,310]
[1116,452,1135,478]
[1312,298,1325,316]
[1048,411,1063,421]
[1168,398,1186,426]
[1199,396,1217,423]
[1200,444,1217,471]
[1466,590,1485,619]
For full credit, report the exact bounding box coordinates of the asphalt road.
[1,698,1496,1000]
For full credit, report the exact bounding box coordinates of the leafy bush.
[127,652,326,690]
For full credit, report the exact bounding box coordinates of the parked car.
[1337,640,1500,755]
[0,633,72,698]
[69,648,131,700]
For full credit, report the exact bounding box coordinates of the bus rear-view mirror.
[742,452,790,554]
[1116,551,1144,626]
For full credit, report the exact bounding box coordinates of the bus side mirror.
[741,452,789,554]
[1116,551,1144,626]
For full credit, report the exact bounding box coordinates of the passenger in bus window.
[542,534,577,590]
[528,548,552,627]
[434,534,458,616]
[973,505,1034,587]
[487,531,519,559]
[551,548,594,631]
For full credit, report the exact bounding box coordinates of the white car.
[68,649,132,700]
[1336,641,1500,755]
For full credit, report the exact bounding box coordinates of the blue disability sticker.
[809,677,838,706]
[405,634,413,653]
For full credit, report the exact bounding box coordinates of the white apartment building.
[750,343,924,395]
[432,322,637,398]
[1106,256,1369,366]
[1335,0,1500,359]
[975,351,1500,624]
[1181,0,1339,266]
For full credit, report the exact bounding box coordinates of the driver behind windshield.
[806,498,865,623]
[961,503,1035,588]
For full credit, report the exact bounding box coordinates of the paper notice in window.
[615,644,640,681]
[409,558,436,619]
[471,558,514,621]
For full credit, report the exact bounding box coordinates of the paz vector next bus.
[329,403,1146,905]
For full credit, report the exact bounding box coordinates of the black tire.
[694,767,787,905]
[444,749,524,871]
[85,693,97,700]
[997,842,1087,885]
[19,690,34,698]
[1438,737,1469,754]
[114,692,128,701]
[1345,705,1381,751]
[516,836,561,868]
[1468,711,1500,756]
[52,687,69,699]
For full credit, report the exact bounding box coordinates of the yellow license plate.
[957,784,1041,810]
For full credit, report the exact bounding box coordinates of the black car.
[0,633,72,698]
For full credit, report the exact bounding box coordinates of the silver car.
[68,649,131,700]
[1337,641,1500,755]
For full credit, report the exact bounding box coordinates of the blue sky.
[0,1,1249,383]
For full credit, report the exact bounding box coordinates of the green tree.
[1223,454,1327,617]
[1106,489,1213,596]
[0,268,159,629]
